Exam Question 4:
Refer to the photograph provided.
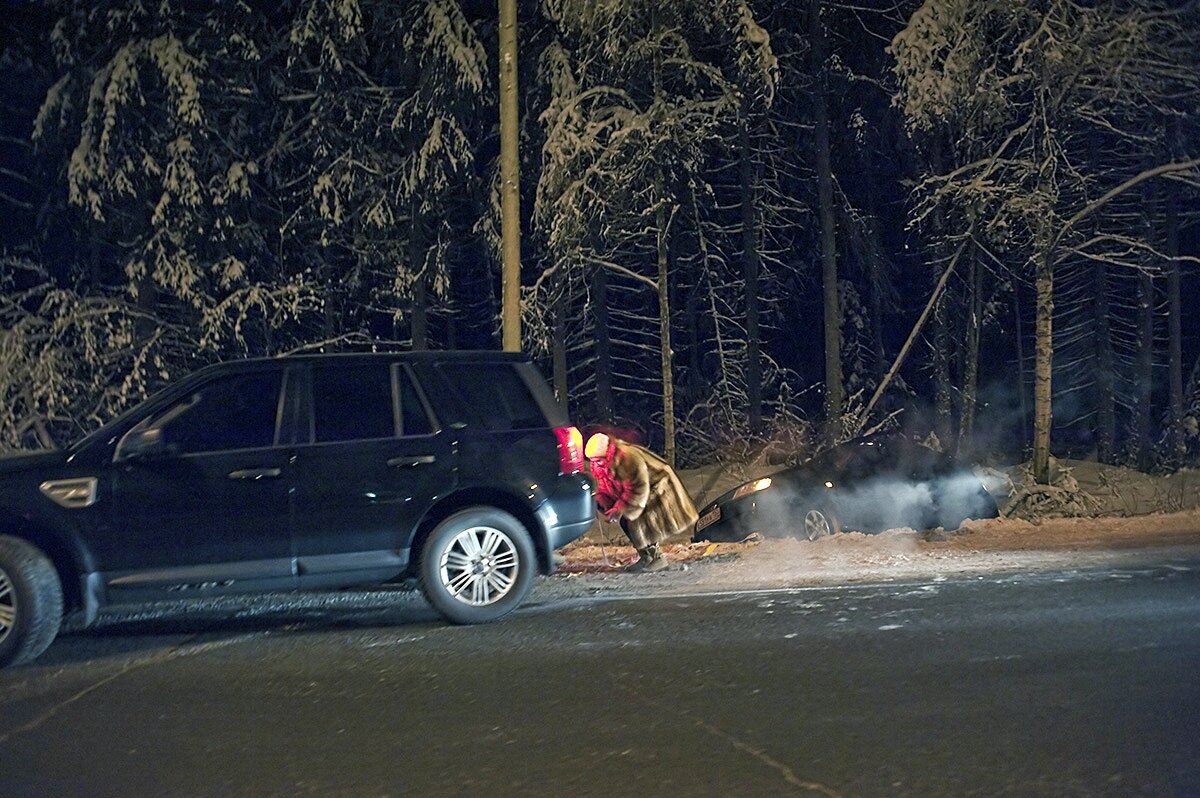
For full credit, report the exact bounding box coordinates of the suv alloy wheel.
[418,507,536,624]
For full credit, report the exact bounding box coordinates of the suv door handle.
[387,455,436,468]
[227,467,282,480]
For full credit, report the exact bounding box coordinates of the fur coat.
[591,438,699,548]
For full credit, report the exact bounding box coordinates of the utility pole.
[499,0,521,352]
[810,0,842,442]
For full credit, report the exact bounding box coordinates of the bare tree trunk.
[1136,268,1154,471]
[1166,189,1184,463]
[658,201,676,467]
[958,249,981,455]
[1033,247,1054,484]
[591,266,614,420]
[933,294,953,446]
[552,289,568,412]
[739,111,762,435]
[857,147,889,383]
[869,253,886,383]
[1015,287,1029,453]
[652,13,675,465]
[134,273,158,343]
[323,294,338,350]
[928,137,953,448]
[411,279,428,351]
[1093,261,1115,463]
[810,0,842,441]
[408,210,428,350]
[686,280,701,382]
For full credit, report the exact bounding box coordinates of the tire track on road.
[0,630,263,744]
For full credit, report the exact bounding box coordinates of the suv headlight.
[731,477,772,500]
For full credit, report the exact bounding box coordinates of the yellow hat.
[585,433,610,459]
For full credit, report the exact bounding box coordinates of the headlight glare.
[732,477,772,500]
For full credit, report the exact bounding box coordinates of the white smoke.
[703,471,998,540]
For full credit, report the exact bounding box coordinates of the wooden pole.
[498,0,521,352]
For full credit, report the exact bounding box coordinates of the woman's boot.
[628,543,668,572]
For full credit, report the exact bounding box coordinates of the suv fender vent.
[40,477,98,509]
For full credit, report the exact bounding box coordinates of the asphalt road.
[2,557,1199,797]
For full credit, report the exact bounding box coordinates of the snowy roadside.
[539,510,1200,602]
[69,515,1200,635]
[68,509,1200,630]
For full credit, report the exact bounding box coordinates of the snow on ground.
[554,511,1200,599]
[556,458,1200,597]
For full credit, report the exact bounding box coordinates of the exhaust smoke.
[709,471,998,541]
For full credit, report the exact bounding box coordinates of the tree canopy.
[2,0,1199,478]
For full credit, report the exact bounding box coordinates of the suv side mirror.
[116,392,199,462]
[117,427,174,462]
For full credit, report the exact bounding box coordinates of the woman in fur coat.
[585,432,699,571]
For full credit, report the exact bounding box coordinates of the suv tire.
[418,507,535,624]
[0,535,64,668]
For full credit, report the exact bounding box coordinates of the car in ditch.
[692,434,1000,543]
[0,351,594,668]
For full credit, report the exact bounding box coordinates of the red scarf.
[590,442,635,519]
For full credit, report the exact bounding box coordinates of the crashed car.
[692,434,1000,543]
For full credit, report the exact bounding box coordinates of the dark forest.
[2,0,1198,481]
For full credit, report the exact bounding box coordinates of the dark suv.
[0,352,594,667]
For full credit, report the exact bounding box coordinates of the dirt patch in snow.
[548,458,1200,600]
[551,510,1200,598]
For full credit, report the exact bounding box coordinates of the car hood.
[0,450,68,476]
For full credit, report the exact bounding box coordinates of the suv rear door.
[290,360,455,584]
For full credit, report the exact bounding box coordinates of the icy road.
[1,557,1198,797]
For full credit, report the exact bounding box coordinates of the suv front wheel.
[418,507,536,624]
[0,535,64,668]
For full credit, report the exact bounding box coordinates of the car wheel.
[418,507,536,625]
[0,535,64,668]
[801,508,840,541]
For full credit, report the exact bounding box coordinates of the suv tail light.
[554,426,585,475]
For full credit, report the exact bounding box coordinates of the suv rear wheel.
[418,507,536,624]
[0,535,64,668]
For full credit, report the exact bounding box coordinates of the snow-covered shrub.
[1004,458,1101,520]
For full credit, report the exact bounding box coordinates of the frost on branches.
[0,260,181,452]
[6,0,496,451]
[889,0,1200,478]
[527,0,787,463]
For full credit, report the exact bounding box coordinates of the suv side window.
[397,369,434,437]
[439,363,545,431]
[160,371,282,454]
[313,364,394,443]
